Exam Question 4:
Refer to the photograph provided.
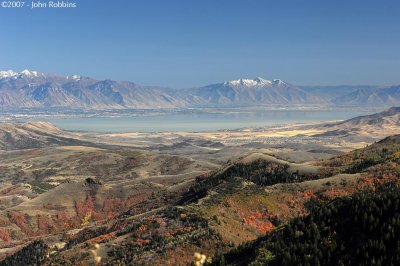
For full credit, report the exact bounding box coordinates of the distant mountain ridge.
[179,77,326,107]
[0,70,187,109]
[331,86,400,107]
[1,69,399,109]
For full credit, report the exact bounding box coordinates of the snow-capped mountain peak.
[0,69,45,79]
[224,77,279,87]
[21,69,40,77]
[0,70,18,78]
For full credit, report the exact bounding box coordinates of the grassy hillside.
[320,135,400,175]
[1,135,400,265]
[0,122,92,151]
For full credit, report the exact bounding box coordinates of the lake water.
[39,110,376,133]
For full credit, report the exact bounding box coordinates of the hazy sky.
[1,0,399,87]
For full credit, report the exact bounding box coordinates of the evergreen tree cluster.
[0,240,48,266]
[211,183,400,266]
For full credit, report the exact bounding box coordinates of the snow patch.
[67,75,82,81]
[273,79,285,85]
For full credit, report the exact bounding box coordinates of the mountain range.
[1,69,400,109]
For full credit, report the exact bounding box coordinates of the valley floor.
[0,107,399,265]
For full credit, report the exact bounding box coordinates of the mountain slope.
[181,78,326,106]
[1,131,399,265]
[335,106,400,127]
[308,107,400,140]
[0,122,89,150]
[331,86,400,107]
[210,184,400,266]
[300,85,375,101]
[0,70,187,109]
